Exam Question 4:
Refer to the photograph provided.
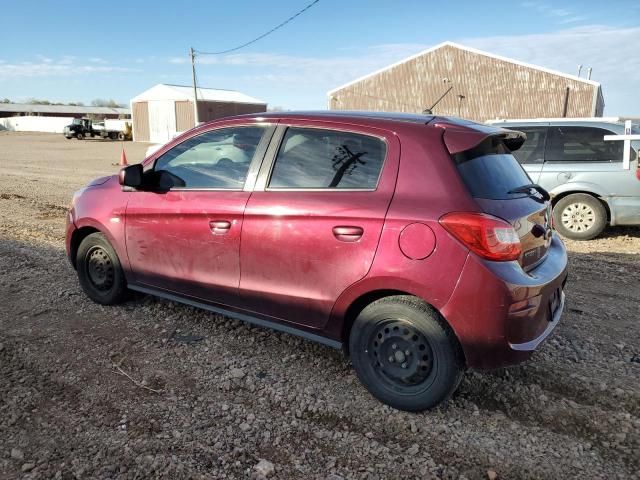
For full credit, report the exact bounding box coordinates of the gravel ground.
[1,132,639,480]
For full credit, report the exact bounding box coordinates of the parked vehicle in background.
[488,118,640,240]
[64,118,132,141]
[66,112,568,411]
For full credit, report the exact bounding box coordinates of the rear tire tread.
[349,295,465,411]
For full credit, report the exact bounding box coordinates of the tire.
[117,132,125,141]
[553,193,607,240]
[76,132,84,140]
[349,295,464,411]
[65,136,72,140]
[76,232,128,305]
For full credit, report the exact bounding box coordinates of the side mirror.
[118,164,143,188]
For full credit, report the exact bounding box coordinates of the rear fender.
[549,181,609,200]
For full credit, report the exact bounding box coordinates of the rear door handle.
[210,220,231,234]
[333,226,363,242]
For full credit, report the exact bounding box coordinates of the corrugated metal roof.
[328,41,601,95]
[0,103,130,115]
[131,84,267,105]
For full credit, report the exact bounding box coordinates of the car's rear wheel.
[553,193,606,240]
[76,232,127,305]
[349,295,464,411]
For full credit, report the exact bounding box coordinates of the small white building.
[130,83,267,143]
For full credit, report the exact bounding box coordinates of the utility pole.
[190,47,199,126]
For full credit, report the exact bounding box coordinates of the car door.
[239,122,400,330]
[540,125,629,193]
[124,123,274,306]
[509,125,548,184]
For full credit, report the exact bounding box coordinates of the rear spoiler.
[428,117,526,154]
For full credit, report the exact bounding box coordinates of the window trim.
[146,123,275,192]
[511,126,548,165]
[544,125,624,163]
[256,124,389,192]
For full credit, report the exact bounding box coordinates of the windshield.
[72,119,82,125]
[453,137,533,200]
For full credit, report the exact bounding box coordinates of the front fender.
[72,177,130,273]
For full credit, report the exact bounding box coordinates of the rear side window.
[546,126,624,162]
[268,127,386,189]
[453,137,532,200]
[511,127,546,165]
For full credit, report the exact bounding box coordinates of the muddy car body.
[66,112,568,410]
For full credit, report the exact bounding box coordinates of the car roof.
[244,110,436,124]
[200,111,526,154]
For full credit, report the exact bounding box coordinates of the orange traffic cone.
[119,147,128,167]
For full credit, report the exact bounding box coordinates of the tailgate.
[452,135,553,270]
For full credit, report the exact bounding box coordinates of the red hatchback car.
[66,112,568,411]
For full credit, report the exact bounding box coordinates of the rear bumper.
[607,196,640,226]
[441,234,568,369]
[509,291,564,351]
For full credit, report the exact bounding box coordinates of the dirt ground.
[0,132,638,480]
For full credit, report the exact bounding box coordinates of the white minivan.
[488,118,640,240]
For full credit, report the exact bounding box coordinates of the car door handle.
[333,226,363,242]
[210,220,231,234]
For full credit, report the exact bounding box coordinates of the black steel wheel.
[86,246,115,291]
[368,320,435,393]
[76,132,84,140]
[349,296,464,411]
[76,232,127,304]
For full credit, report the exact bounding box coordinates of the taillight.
[439,212,522,262]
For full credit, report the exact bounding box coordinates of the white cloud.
[559,16,588,24]
[521,1,582,21]
[0,56,136,78]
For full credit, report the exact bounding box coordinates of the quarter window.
[546,126,624,162]
[511,127,546,165]
[268,127,386,189]
[153,126,266,189]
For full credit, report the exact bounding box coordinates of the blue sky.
[1,0,638,115]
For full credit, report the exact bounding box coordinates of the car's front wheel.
[349,296,464,411]
[76,232,127,305]
[553,193,607,240]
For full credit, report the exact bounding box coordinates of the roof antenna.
[587,67,592,80]
[577,65,583,78]
[424,78,453,114]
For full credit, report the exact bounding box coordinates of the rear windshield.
[453,137,532,200]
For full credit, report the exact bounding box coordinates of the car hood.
[87,175,115,187]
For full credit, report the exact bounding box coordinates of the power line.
[196,0,320,56]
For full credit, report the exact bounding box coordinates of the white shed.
[130,83,267,143]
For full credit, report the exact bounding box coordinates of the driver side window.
[153,126,266,189]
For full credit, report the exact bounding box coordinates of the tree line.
[1,98,125,108]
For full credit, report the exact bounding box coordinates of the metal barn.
[328,42,604,121]
[130,84,267,143]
